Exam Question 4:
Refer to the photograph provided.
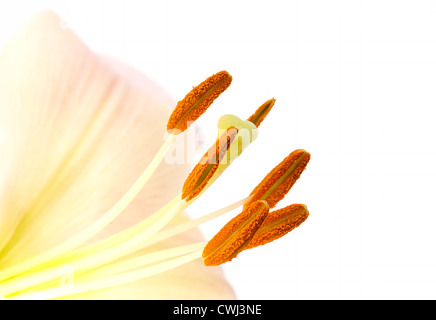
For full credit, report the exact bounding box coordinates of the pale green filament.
[10,242,206,299]
[0,196,186,297]
[13,250,203,300]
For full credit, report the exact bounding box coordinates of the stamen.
[244,204,309,250]
[247,98,276,127]
[182,126,238,201]
[245,149,311,209]
[167,71,232,133]
[202,200,269,266]
[0,67,313,299]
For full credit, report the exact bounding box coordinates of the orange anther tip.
[167,71,232,134]
[247,98,276,127]
[202,200,269,266]
[245,149,311,209]
[182,126,238,201]
[245,204,309,250]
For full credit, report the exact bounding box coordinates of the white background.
[1,0,436,299]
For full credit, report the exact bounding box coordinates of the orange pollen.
[247,98,276,127]
[244,204,309,250]
[244,149,311,209]
[182,126,238,201]
[202,200,270,266]
[167,71,232,133]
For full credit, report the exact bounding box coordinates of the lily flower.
[0,11,310,300]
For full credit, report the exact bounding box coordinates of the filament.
[0,135,175,282]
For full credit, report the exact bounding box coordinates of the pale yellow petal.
[0,12,174,265]
[0,12,176,264]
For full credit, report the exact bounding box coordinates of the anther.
[244,204,309,250]
[167,71,232,134]
[202,200,270,266]
[247,98,276,127]
[245,149,311,209]
[182,126,238,201]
